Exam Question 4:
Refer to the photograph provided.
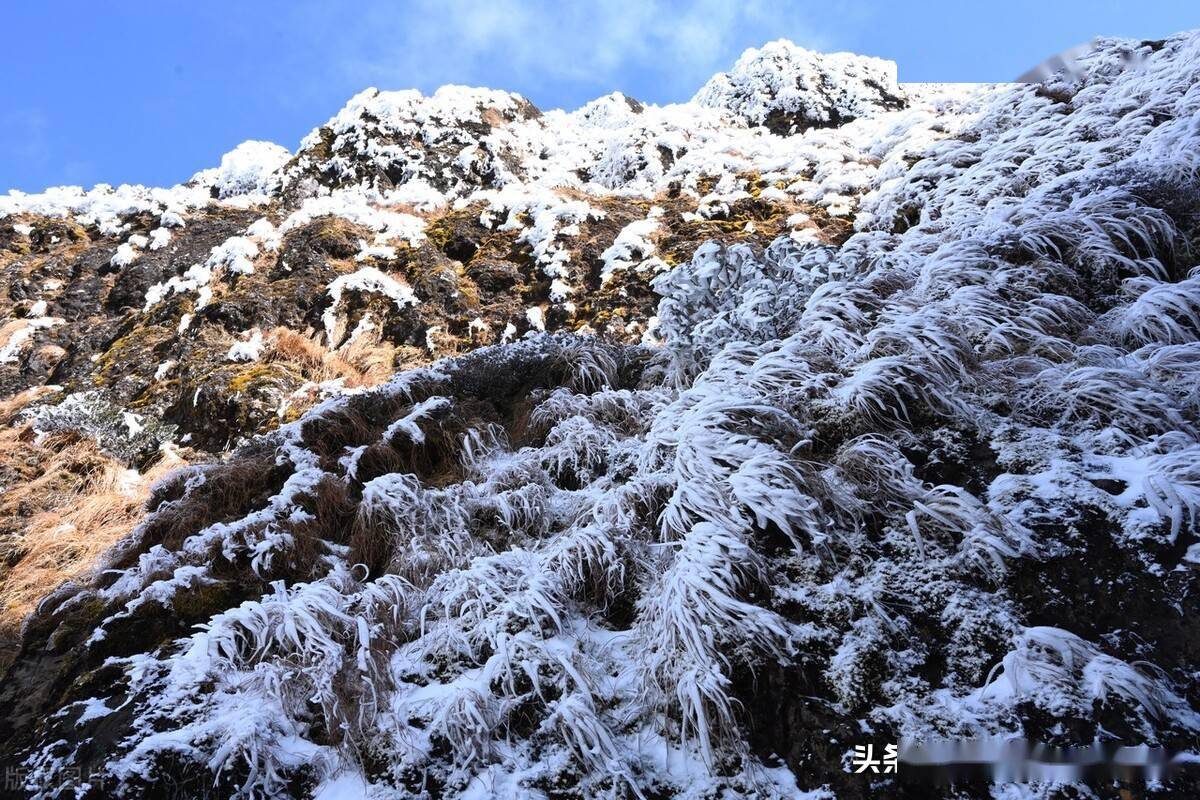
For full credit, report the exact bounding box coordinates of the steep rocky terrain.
[1,33,1199,799]
[0,42,927,657]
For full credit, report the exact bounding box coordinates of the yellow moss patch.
[227,362,300,394]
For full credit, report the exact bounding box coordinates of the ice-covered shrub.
[193,140,291,199]
[695,39,906,133]
[28,391,176,465]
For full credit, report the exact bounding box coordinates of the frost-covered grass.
[7,29,1200,800]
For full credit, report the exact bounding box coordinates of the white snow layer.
[193,139,292,199]
[694,39,904,130]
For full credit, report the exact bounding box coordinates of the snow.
[0,315,63,363]
[0,182,210,234]
[206,235,258,275]
[313,770,370,799]
[74,697,116,725]
[382,396,449,443]
[354,242,397,262]
[694,39,905,131]
[245,216,282,250]
[279,189,427,247]
[143,235,259,310]
[286,84,537,195]
[148,226,172,250]
[143,262,213,310]
[121,411,145,437]
[227,329,265,362]
[323,266,419,342]
[483,186,602,288]
[599,212,663,285]
[193,139,291,199]
[109,241,141,267]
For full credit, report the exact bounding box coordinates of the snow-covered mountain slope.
[2,31,1200,799]
[0,45,979,455]
[0,41,980,662]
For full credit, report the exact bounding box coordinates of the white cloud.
[305,0,841,108]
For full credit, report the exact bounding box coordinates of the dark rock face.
[0,188,820,462]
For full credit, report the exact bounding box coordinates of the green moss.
[227,363,298,394]
[172,582,237,621]
[94,325,173,385]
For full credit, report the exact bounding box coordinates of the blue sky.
[2,1,1196,192]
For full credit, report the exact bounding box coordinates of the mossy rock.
[297,216,370,260]
[168,361,304,449]
[94,325,176,385]
[171,581,242,621]
[404,250,481,312]
[27,218,90,254]
[424,203,492,264]
[226,362,299,395]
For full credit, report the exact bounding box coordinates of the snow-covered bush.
[694,39,906,133]
[194,140,292,199]
[28,391,176,465]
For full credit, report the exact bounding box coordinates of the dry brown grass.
[0,386,58,426]
[265,326,397,389]
[0,322,397,656]
[0,391,187,664]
